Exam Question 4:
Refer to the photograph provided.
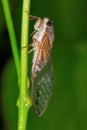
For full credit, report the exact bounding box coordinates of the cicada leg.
[28,47,34,54]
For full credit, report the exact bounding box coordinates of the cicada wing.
[31,58,54,116]
[32,64,54,116]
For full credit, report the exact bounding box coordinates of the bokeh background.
[0,0,87,130]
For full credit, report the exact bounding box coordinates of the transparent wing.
[31,58,54,116]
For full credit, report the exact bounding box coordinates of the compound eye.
[46,20,53,26]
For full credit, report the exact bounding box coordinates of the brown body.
[32,32,52,79]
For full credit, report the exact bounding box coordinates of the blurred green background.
[0,0,87,130]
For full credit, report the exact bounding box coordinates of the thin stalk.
[18,0,32,130]
[2,0,20,81]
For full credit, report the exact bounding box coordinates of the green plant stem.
[2,0,20,81]
[18,0,31,130]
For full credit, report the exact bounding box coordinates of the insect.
[29,15,54,116]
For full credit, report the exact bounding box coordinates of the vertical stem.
[1,0,20,81]
[18,0,31,130]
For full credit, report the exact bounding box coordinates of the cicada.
[29,15,54,116]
